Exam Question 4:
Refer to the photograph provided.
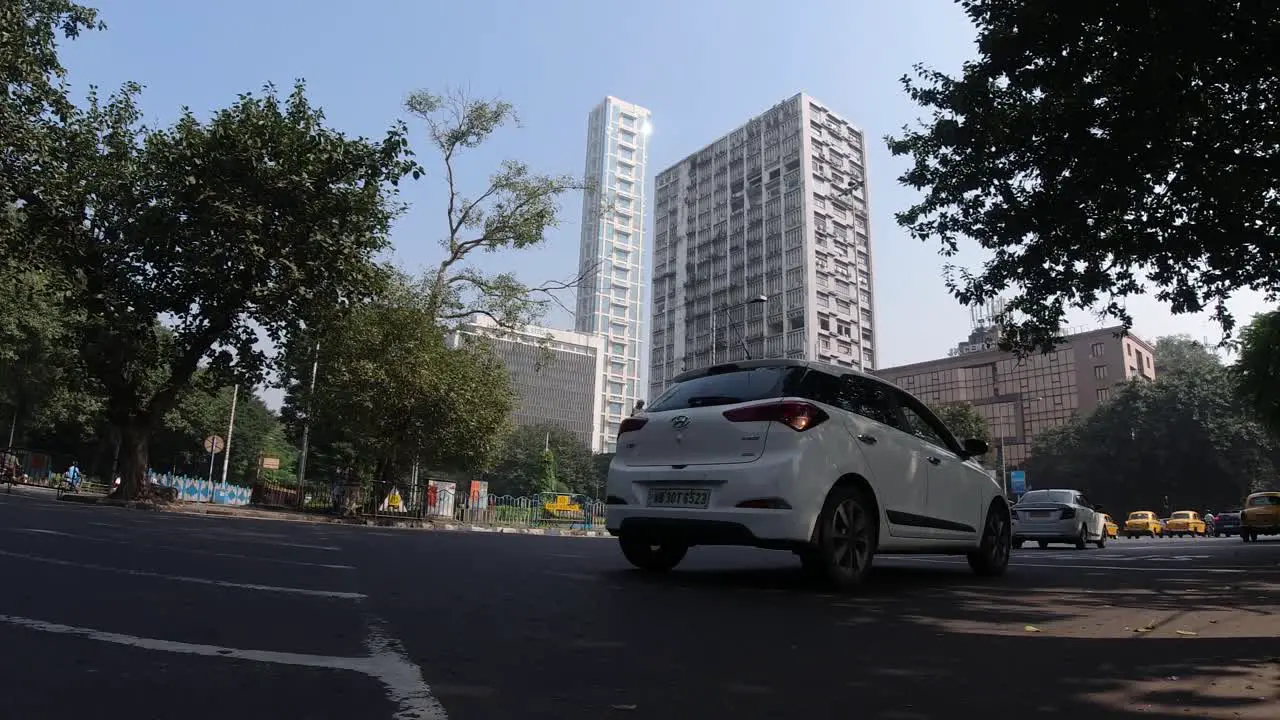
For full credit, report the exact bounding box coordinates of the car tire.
[618,536,688,572]
[812,484,877,589]
[1095,530,1106,549]
[1038,540,1049,549]
[1242,532,1253,543]
[968,502,1012,577]
[1012,539,1024,549]
[1074,525,1088,550]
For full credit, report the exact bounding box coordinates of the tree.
[887,2,1280,354]
[404,89,591,328]
[1,0,100,247]
[929,402,989,444]
[1234,310,1280,435]
[1154,335,1221,376]
[150,383,296,485]
[1025,369,1274,515]
[483,424,595,498]
[278,269,515,486]
[19,80,414,497]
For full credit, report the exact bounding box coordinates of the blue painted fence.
[149,472,252,506]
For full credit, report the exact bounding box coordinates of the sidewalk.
[56,493,612,538]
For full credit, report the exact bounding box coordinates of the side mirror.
[961,438,989,457]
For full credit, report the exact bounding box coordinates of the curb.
[56,495,612,538]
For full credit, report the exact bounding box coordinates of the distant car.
[1213,510,1242,537]
[1010,489,1108,549]
[1241,492,1280,542]
[1100,514,1119,540]
[604,359,1011,588]
[1124,511,1164,538]
[1165,510,1208,537]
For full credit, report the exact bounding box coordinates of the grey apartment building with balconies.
[648,93,876,401]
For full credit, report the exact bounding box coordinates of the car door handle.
[927,456,942,465]
[857,434,877,445]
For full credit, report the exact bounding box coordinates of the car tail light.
[617,417,648,437]
[1060,508,1076,520]
[722,401,829,431]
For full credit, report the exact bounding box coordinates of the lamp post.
[711,294,768,364]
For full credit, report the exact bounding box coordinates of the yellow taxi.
[1123,510,1163,538]
[1165,510,1207,537]
[1241,491,1280,543]
[1100,514,1119,539]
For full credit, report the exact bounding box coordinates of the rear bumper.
[1242,522,1280,535]
[1013,518,1079,542]
[1123,525,1160,536]
[604,451,824,546]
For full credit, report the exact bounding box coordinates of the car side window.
[793,369,843,407]
[836,375,903,430]
[896,401,951,450]
[1077,495,1090,509]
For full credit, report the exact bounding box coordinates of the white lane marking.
[898,557,1248,574]
[0,549,365,598]
[11,528,355,570]
[0,614,446,719]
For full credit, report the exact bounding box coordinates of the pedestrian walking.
[65,461,83,492]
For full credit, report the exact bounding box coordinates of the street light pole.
[296,340,320,510]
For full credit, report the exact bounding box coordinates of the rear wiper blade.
[685,395,742,407]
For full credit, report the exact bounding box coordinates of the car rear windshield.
[647,365,807,411]
[1019,490,1074,505]
[1128,512,1151,520]
[1248,495,1280,506]
[1172,511,1193,519]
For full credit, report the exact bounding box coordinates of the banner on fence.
[150,472,251,506]
[469,480,489,509]
[380,486,406,513]
[427,480,455,518]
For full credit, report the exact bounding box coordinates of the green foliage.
[483,424,596,498]
[279,269,515,484]
[1154,335,1221,376]
[1,1,100,249]
[887,2,1280,353]
[151,383,296,485]
[930,402,989,444]
[1233,310,1280,435]
[17,78,414,495]
[1025,367,1275,515]
[405,89,589,328]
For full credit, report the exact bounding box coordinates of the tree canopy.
[278,269,515,486]
[1234,310,1280,435]
[1153,334,1221,376]
[483,423,596,498]
[1025,365,1274,516]
[888,2,1280,353]
[16,78,414,496]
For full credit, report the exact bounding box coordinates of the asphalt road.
[2,489,1278,720]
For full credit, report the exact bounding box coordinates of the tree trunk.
[111,423,151,500]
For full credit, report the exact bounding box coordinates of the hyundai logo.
[671,415,691,430]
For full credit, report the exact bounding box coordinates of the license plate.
[1030,511,1051,518]
[648,488,710,508]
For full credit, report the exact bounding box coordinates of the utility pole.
[296,341,320,509]
[220,385,238,485]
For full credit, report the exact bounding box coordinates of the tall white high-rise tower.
[648,93,876,400]
[575,97,652,453]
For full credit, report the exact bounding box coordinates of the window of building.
[618,147,634,162]
[1093,365,1107,380]
[620,114,635,129]
[1096,387,1111,402]
[617,178,634,194]
[1091,342,1105,357]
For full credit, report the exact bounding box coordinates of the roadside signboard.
[260,457,280,470]
[1010,470,1026,495]
[203,435,225,454]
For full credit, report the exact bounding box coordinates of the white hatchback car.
[605,359,1011,588]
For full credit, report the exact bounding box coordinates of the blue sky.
[57,0,1268,406]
